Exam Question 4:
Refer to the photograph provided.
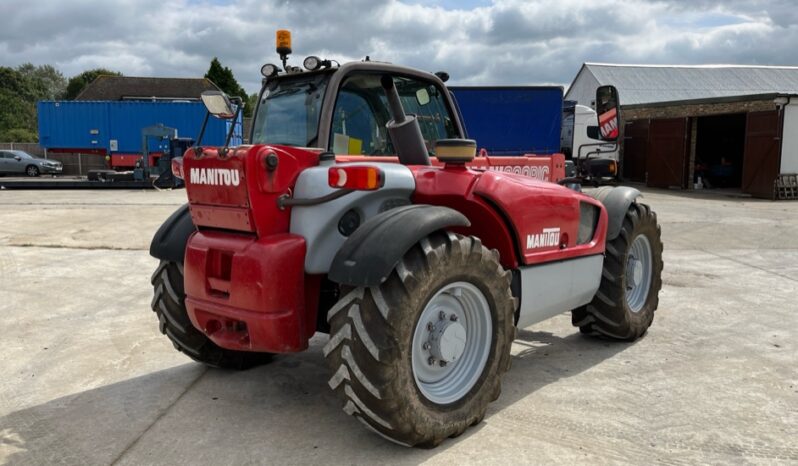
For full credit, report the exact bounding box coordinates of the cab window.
[252,76,328,147]
[329,74,458,155]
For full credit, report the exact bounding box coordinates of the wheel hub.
[628,256,643,288]
[625,234,653,313]
[411,282,492,404]
[428,319,467,363]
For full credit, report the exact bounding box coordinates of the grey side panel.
[516,254,603,329]
[589,186,641,240]
[290,162,415,274]
[149,203,196,263]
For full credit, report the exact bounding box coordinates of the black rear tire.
[324,232,515,447]
[151,260,273,369]
[572,202,663,340]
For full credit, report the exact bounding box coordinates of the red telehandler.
[149,31,662,447]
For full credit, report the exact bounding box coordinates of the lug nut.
[422,342,430,350]
[428,357,436,366]
[449,314,458,322]
[439,360,447,367]
[427,322,434,331]
[439,311,446,320]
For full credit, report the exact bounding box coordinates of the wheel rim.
[27,166,37,176]
[411,281,492,405]
[626,234,653,312]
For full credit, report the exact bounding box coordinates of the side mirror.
[14,155,22,161]
[595,85,620,141]
[200,90,236,119]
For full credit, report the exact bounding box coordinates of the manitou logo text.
[487,165,550,181]
[526,228,560,249]
[190,168,240,186]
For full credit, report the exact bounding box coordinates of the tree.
[247,92,260,117]
[0,66,38,142]
[17,63,67,101]
[1,128,37,143]
[204,58,252,116]
[64,68,122,100]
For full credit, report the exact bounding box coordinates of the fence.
[0,143,107,176]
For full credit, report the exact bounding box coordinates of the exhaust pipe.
[380,75,430,166]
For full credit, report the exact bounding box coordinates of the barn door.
[623,119,649,182]
[647,118,688,188]
[742,110,781,199]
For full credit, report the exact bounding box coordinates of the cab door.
[325,71,460,157]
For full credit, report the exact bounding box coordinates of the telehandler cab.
[149,31,662,447]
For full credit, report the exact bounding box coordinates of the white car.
[0,150,62,177]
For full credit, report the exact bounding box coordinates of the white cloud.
[0,0,795,93]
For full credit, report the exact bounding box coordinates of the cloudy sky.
[1,0,796,93]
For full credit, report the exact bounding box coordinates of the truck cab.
[562,101,620,181]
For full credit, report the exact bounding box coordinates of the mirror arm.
[193,111,211,156]
[219,104,243,157]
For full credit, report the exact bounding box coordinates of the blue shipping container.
[37,100,243,153]
[449,86,563,155]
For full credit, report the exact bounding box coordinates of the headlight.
[261,63,279,78]
[303,56,321,71]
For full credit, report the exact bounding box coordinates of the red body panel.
[183,230,313,352]
[337,152,566,183]
[180,144,600,353]
[412,164,606,267]
[183,144,320,234]
[181,144,322,352]
[411,166,521,269]
[473,170,607,264]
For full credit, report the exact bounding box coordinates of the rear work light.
[328,166,385,191]
[171,156,185,180]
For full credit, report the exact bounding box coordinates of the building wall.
[781,102,798,173]
[622,99,777,121]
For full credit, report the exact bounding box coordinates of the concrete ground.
[0,188,796,465]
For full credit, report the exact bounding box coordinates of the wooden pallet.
[774,174,798,200]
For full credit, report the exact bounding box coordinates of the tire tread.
[572,201,664,340]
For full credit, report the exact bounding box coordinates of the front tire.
[150,260,272,369]
[26,165,39,177]
[324,232,515,447]
[572,202,663,340]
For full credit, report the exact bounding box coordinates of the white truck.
[561,102,620,181]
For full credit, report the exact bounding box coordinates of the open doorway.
[694,113,746,189]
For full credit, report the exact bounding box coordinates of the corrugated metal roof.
[577,63,798,105]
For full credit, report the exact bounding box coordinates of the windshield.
[251,76,328,147]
